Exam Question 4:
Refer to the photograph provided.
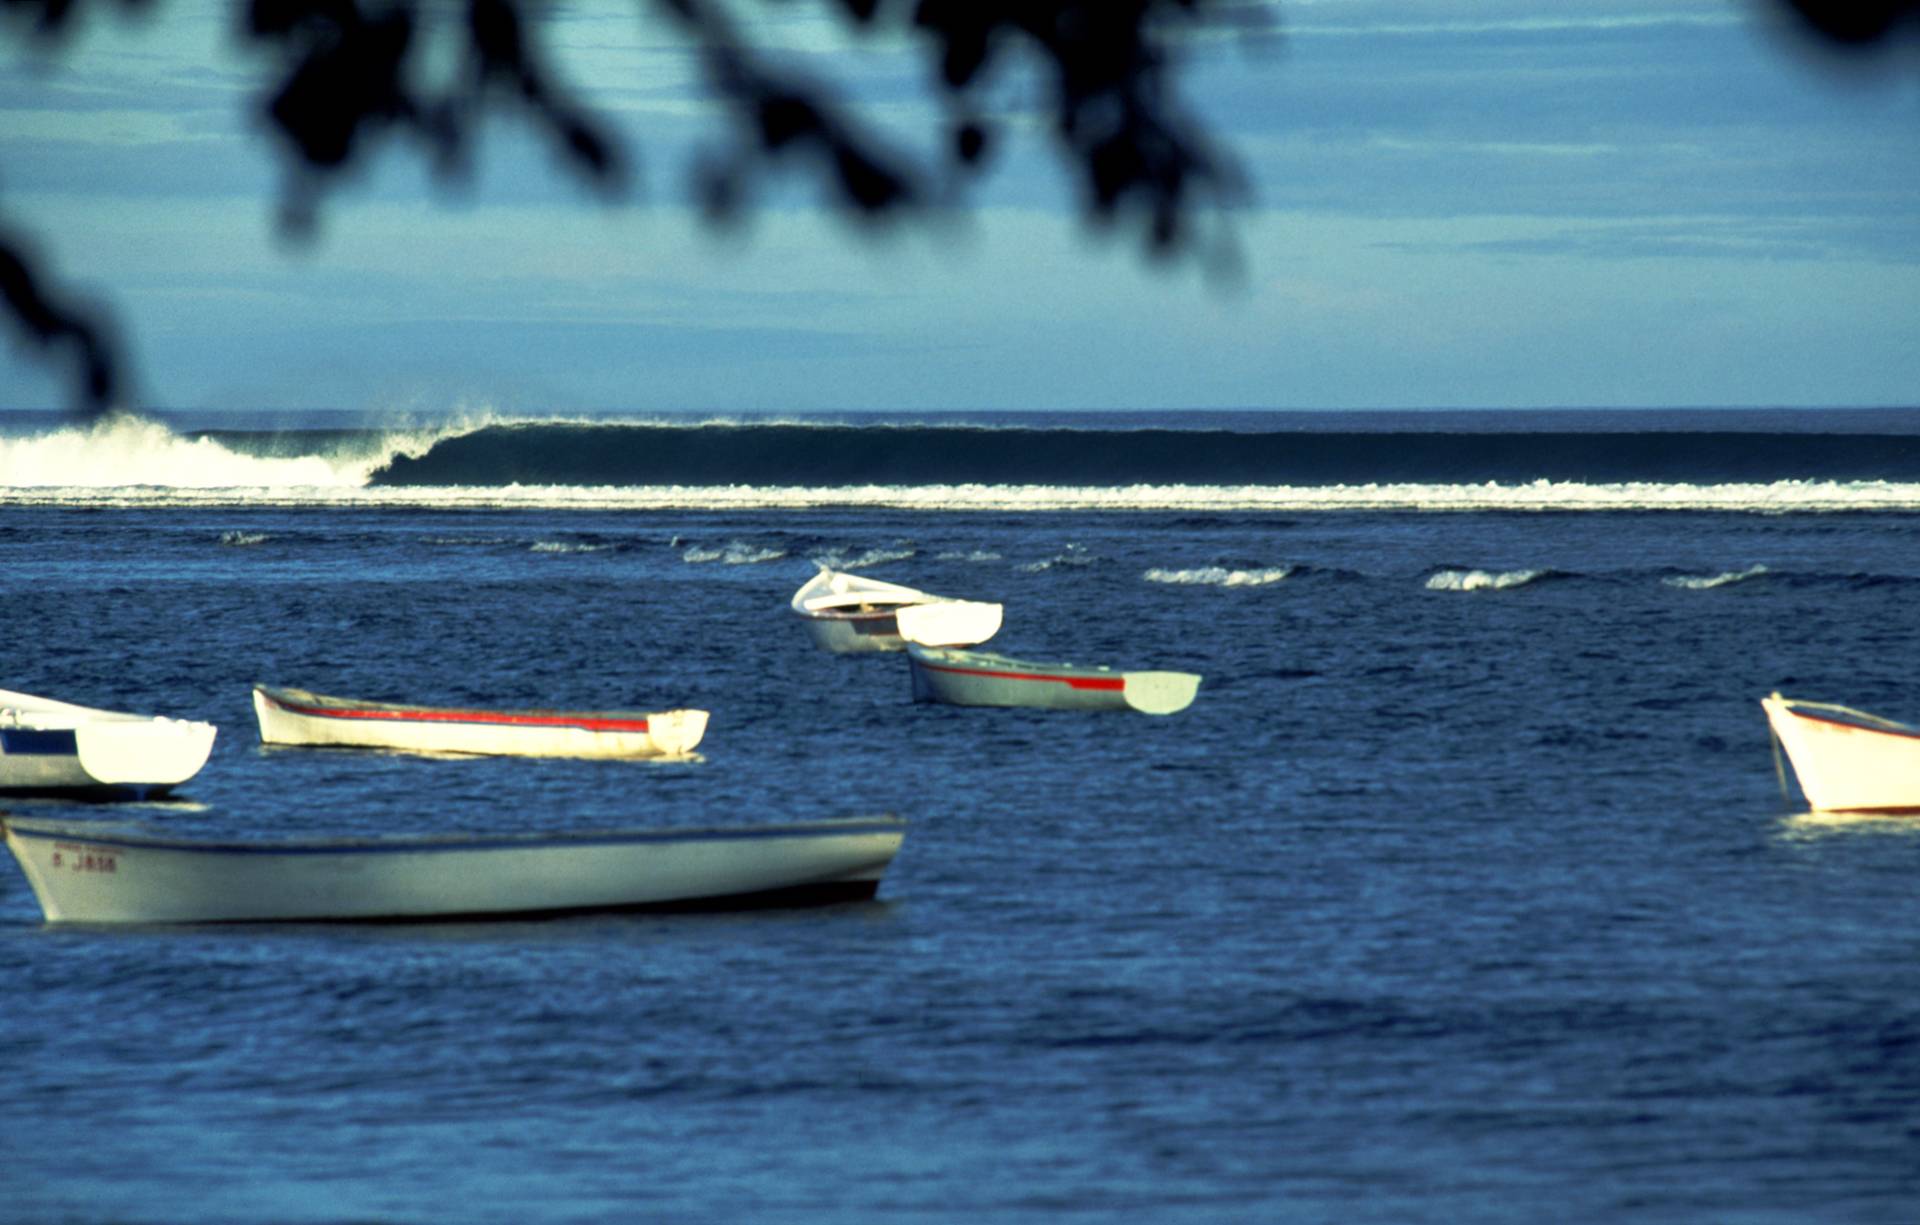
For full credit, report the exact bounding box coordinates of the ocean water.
[2,408,1919,1223]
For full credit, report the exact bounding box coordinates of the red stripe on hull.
[267,695,650,734]
[915,661,1125,691]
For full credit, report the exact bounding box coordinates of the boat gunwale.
[909,654,1128,692]
[0,686,213,732]
[790,567,937,616]
[1,814,906,857]
[255,686,676,734]
[795,601,918,621]
[1766,697,1920,742]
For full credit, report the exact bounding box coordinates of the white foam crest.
[218,530,270,547]
[11,479,1920,512]
[1144,566,1293,587]
[813,545,916,569]
[529,540,611,554]
[1664,564,1770,590]
[937,550,1004,562]
[0,414,461,490]
[1019,544,1095,573]
[1426,568,1547,592]
[682,541,788,565]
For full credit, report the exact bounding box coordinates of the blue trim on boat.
[0,728,78,756]
[1,818,906,857]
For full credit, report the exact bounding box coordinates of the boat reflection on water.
[1775,808,1920,841]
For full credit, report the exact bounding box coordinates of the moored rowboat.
[905,644,1201,715]
[790,567,1001,654]
[253,685,708,758]
[1,813,906,924]
[0,688,216,799]
[1761,692,1920,812]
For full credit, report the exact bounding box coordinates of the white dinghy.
[790,567,1001,654]
[0,688,216,799]
[254,685,708,758]
[1762,692,1920,812]
[904,643,1202,715]
[1,813,906,924]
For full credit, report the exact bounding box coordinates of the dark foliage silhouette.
[0,0,1910,415]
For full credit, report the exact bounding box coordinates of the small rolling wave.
[1663,564,1771,590]
[1018,544,1097,574]
[1425,568,1554,592]
[1143,566,1293,587]
[809,545,917,570]
[680,541,789,565]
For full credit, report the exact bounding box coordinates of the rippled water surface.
[4,499,1919,1223]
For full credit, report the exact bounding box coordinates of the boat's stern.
[1122,671,1202,716]
[646,709,710,756]
[896,600,1003,648]
[73,718,217,788]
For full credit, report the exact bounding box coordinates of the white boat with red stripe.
[253,685,708,758]
[2,813,905,924]
[904,643,1201,715]
[1762,692,1920,813]
[790,566,1001,654]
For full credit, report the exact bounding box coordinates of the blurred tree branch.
[0,0,1911,415]
[1772,0,1920,44]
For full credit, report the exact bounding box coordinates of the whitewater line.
[7,479,1920,512]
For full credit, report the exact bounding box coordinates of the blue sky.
[2,0,1918,413]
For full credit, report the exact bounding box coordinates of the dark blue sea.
[2,408,1918,1223]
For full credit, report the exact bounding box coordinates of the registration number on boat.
[50,842,118,875]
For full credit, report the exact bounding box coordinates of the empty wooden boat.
[1762,692,1920,812]
[905,644,1201,715]
[0,687,216,798]
[790,567,1001,653]
[253,685,707,758]
[1,813,906,924]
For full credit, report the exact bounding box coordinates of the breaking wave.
[0,413,437,488]
[10,412,1920,512]
[360,419,1920,487]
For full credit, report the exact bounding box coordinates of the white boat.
[1,813,906,924]
[253,685,708,758]
[1762,692,1920,812]
[0,688,216,798]
[904,643,1201,715]
[789,567,1002,654]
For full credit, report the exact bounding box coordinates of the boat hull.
[2,815,906,924]
[0,691,216,799]
[798,608,907,654]
[790,567,1000,653]
[253,686,708,758]
[1762,695,1920,812]
[906,645,1201,715]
